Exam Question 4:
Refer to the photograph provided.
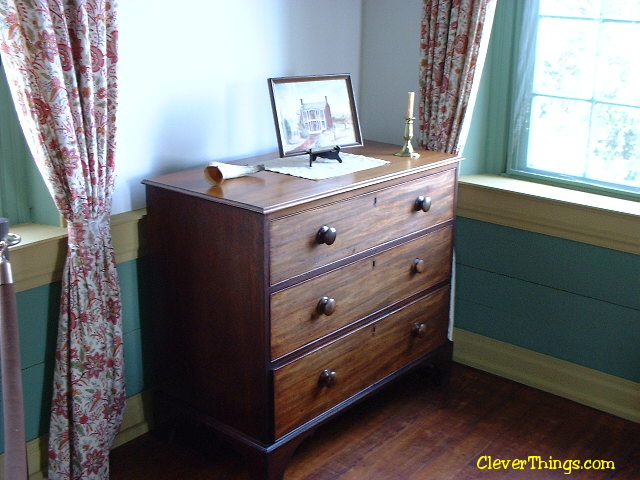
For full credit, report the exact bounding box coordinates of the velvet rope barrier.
[0,218,28,480]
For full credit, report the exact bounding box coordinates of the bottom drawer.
[273,286,450,438]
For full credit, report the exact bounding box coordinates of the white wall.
[359,0,494,175]
[114,0,363,213]
[358,0,423,145]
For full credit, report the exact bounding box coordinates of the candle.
[406,91,415,118]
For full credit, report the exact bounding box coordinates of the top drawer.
[269,168,456,285]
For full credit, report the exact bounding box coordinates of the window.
[508,0,640,199]
[0,60,58,225]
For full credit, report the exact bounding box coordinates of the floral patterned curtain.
[418,0,497,154]
[0,1,125,478]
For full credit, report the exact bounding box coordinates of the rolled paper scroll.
[204,162,265,185]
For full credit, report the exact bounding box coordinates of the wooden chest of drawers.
[143,141,461,480]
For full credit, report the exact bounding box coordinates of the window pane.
[533,18,598,99]
[507,0,640,197]
[539,0,601,18]
[602,0,640,21]
[527,96,591,176]
[595,22,640,105]
[588,103,640,187]
[1,62,58,225]
[0,63,31,223]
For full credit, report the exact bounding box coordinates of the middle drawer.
[270,225,453,359]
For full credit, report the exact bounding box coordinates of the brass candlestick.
[394,116,420,158]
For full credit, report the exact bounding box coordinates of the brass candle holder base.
[394,117,420,158]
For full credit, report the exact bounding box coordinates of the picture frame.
[268,74,363,158]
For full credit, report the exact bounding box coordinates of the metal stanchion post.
[0,218,28,480]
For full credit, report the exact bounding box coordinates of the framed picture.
[268,74,363,157]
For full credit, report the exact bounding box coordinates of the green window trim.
[1,59,31,223]
[0,60,58,225]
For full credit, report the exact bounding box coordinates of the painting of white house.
[269,75,362,156]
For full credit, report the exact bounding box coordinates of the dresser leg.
[424,340,453,386]
[228,431,313,480]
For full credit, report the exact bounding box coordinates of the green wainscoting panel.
[0,362,52,454]
[455,217,639,309]
[21,363,52,443]
[16,282,60,370]
[119,259,142,334]
[455,217,640,383]
[0,259,147,452]
[124,329,145,397]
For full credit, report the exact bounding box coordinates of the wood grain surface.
[273,287,450,437]
[270,226,453,359]
[111,363,640,480]
[269,168,456,284]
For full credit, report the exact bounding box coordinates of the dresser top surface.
[143,141,461,214]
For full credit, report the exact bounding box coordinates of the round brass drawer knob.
[415,195,432,212]
[316,225,337,245]
[413,258,426,273]
[317,296,336,316]
[411,322,428,338]
[319,369,337,387]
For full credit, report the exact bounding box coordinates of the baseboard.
[453,327,640,423]
[0,390,152,480]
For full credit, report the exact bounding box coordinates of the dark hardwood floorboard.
[110,364,640,479]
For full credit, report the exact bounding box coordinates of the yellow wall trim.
[453,327,640,423]
[0,391,152,480]
[9,223,67,293]
[457,175,640,254]
[10,208,147,293]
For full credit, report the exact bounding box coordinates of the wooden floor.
[110,364,640,479]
